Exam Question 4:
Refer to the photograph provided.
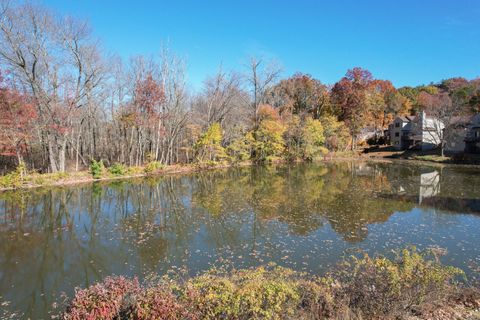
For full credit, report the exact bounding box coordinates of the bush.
[0,161,27,188]
[333,247,464,318]
[108,163,127,176]
[63,276,140,320]
[61,248,473,320]
[144,161,164,174]
[128,286,190,320]
[89,160,105,179]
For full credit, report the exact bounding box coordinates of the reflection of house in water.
[419,170,440,204]
[384,167,480,214]
[390,169,440,204]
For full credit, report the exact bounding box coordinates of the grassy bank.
[0,160,254,192]
[58,248,479,320]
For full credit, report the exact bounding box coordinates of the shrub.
[108,163,127,176]
[89,160,105,179]
[61,248,474,320]
[144,161,164,174]
[63,276,140,320]
[334,247,464,318]
[128,286,191,320]
[0,161,27,188]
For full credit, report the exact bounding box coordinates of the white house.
[389,112,443,151]
[413,111,445,150]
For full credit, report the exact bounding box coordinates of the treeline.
[1,2,479,174]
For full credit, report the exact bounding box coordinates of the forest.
[1,2,480,175]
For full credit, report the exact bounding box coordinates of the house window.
[395,132,399,137]
[395,123,400,128]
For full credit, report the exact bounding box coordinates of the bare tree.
[418,91,463,157]
[194,68,244,128]
[158,45,190,164]
[245,57,281,126]
[0,2,105,172]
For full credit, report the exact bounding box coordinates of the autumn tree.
[331,67,374,149]
[133,71,166,163]
[0,71,37,164]
[251,105,285,161]
[283,116,326,161]
[440,77,480,114]
[268,73,330,119]
[320,115,350,151]
[368,79,402,142]
[194,122,226,162]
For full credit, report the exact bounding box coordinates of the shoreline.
[0,161,256,192]
[1,155,480,192]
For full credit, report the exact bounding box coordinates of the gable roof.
[397,115,416,122]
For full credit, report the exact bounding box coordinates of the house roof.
[397,115,416,122]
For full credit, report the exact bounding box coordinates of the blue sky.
[43,0,480,90]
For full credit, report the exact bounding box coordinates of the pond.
[1,161,480,318]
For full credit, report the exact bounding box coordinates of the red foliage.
[134,74,165,114]
[64,276,140,320]
[0,71,37,158]
[345,67,373,87]
[332,67,374,123]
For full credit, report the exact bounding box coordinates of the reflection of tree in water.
[191,170,250,249]
[115,176,198,271]
[190,162,415,243]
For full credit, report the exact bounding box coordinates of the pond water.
[1,161,480,318]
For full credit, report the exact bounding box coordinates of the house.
[389,115,416,150]
[465,114,480,154]
[389,111,443,151]
[444,116,471,154]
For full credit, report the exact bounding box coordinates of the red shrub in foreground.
[63,276,140,320]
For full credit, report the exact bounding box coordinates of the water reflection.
[1,161,480,318]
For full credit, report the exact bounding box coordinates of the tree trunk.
[58,137,67,172]
[47,136,59,173]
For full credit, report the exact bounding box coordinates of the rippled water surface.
[1,161,480,318]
